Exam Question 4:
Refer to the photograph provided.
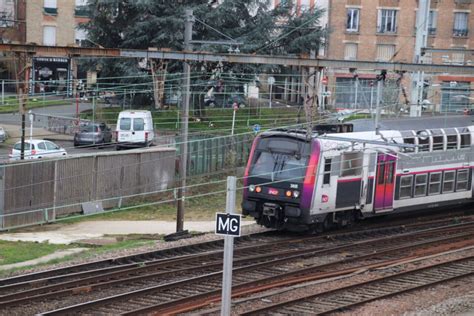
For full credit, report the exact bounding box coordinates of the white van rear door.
[118,117,132,142]
[132,118,146,142]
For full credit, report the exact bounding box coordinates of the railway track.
[240,255,474,315]
[8,220,472,315]
[0,214,466,299]
[1,211,470,290]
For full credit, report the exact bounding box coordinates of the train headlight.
[255,186,262,193]
[249,185,255,192]
[285,190,292,197]
[293,190,300,198]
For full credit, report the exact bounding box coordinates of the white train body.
[242,126,474,232]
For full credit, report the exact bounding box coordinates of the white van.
[115,110,154,150]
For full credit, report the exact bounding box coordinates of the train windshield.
[250,137,311,182]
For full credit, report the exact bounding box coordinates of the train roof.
[351,115,474,132]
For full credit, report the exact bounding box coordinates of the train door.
[374,154,396,211]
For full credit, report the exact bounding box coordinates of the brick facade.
[26,0,88,46]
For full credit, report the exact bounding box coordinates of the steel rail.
[3,220,473,306]
[241,255,474,315]
[37,225,474,315]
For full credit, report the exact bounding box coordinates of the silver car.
[0,127,6,143]
[74,122,112,147]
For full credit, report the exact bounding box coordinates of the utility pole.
[177,9,194,232]
[303,66,319,137]
[15,52,32,160]
[375,71,386,135]
[410,0,431,117]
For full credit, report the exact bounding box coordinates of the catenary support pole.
[221,176,236,316]
[375,76,383,135]
[177,9,194,232]
[410,0,431,117]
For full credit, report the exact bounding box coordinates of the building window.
[453,12,469,37]
[441,81,470,113]
[376,44,395,61]
[75,0,89,17]
[75,28,87,47]
[299,0,310,13]
[377,9,397,33]
[428,10,437,35]
[43,26,56,46]
[344,43,358,60]
[443,170,455,193]
[44,0,57,15]
[399,175,413,199]
[415,174,428,197]
[456,169,469,191]
[347,8,359,32]
[429,172,442,195]
[323,158,332,185]
[451,50,465,65]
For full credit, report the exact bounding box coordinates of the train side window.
[418,137,430,152]
[446,135,458,150]
[414,174,428,197]
[460,131,471,149]
[403,137,415,153]
[340,152,363,177]
[323,158,332,185]
[428,172,441,195]
[399,175,413,199]
[377,162,385,185]
[442,171,455,193]
[401,131,415,153]
[431,130,444,151]
[456,169,469,191]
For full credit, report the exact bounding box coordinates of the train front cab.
[242,134,322,231]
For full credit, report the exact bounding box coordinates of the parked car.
[204,94,247,108]
[9,139,67,160]
[115,110,155,150]
[0,127,6,143]
[74,122,113,147]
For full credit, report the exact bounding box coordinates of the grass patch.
[81,105,305,133]
[0,240,71,266]
[56,171,242,224]
[0,238,156,278]
[0,97,67,113]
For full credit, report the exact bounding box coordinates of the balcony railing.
[453,28,469,37]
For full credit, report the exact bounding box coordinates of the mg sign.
[215,213,241,237]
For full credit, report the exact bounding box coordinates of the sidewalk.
[0,220,257,244]
[1,124,73,143]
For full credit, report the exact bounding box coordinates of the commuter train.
[242,124,474,232]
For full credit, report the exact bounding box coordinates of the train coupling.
[262,203,281,217]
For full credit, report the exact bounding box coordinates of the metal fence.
[0,147,176,230]
[182,133,254,176]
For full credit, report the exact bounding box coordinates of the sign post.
[268,76,275,108]
[216,176,240,316]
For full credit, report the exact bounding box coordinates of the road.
[0,102,109,161]
[0,102,93,125]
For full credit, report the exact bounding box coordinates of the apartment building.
[0,0,25,85]
[26,0,89,96]
[326,0,473,112]
[0,0,25,44]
